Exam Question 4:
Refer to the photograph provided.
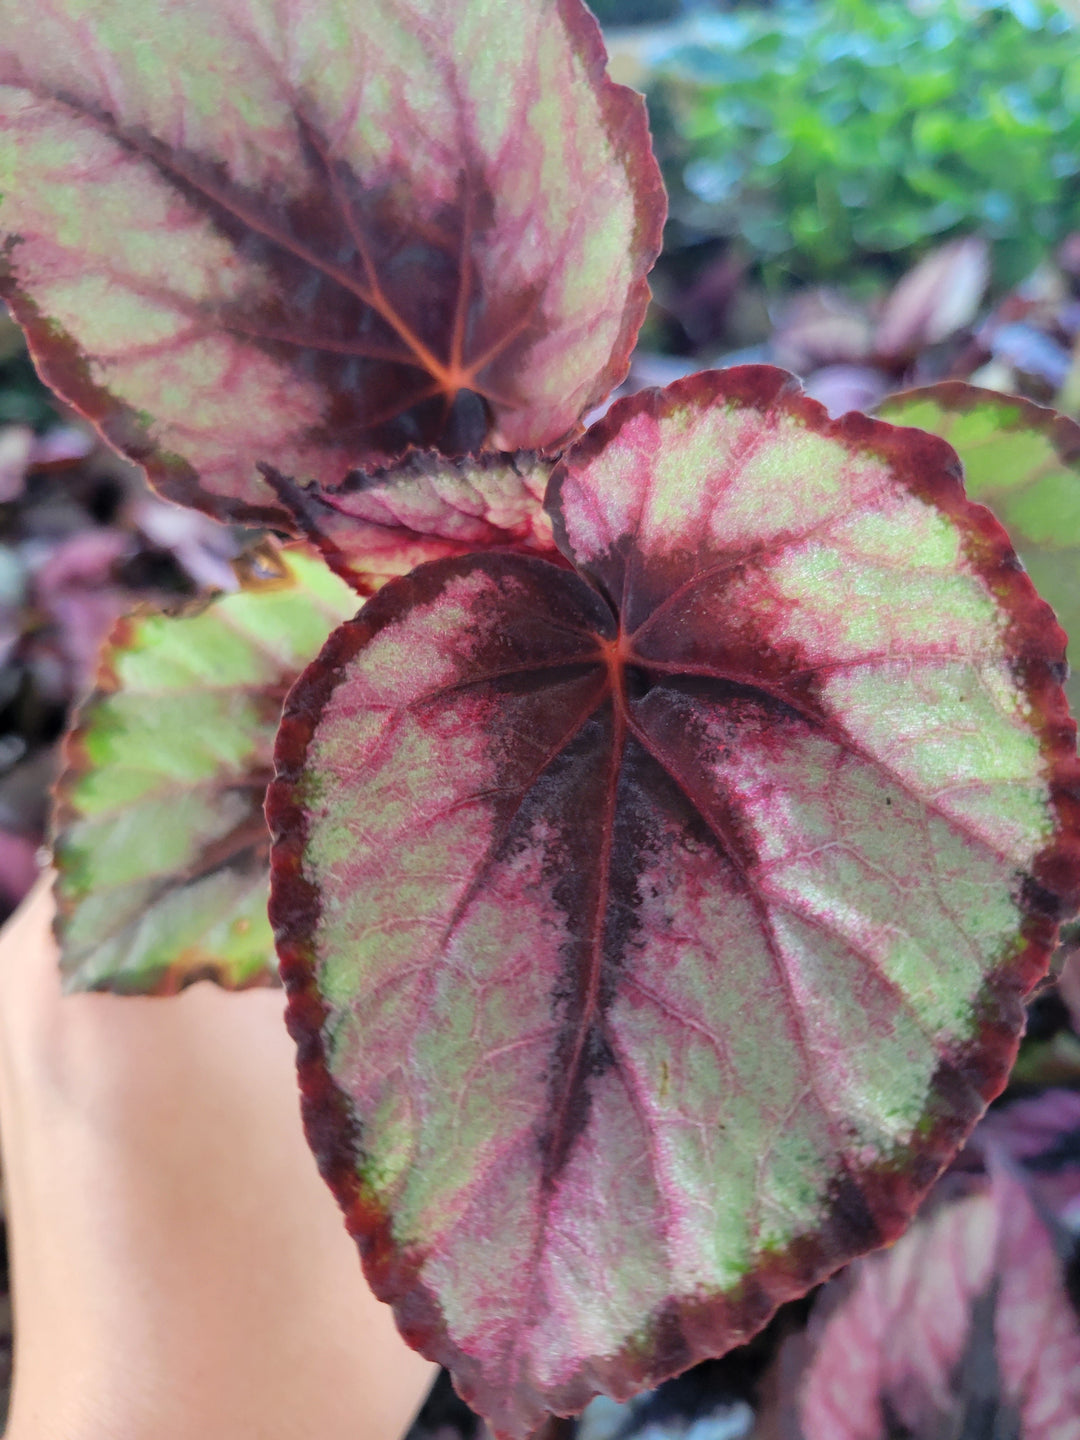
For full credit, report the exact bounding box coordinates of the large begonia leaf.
[878,384,1080,715]
[263,450,559,595]
[0,0,664,526]
[798,1164,1080,1439]
[54,546,355,994]
[268,367,1080,1437]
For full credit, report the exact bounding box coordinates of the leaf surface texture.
[0,0,664,522]
[264,449,558,594]
[269,368,1080,1436]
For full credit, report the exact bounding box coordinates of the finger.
[0,875,437,1440]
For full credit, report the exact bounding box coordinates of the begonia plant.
[1,1,1079,1435]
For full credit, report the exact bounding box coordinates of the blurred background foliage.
[605,0,1079,290]
[589,0,1080,435]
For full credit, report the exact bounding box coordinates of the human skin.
[0,876,436,1440]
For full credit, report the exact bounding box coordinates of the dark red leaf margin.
[535,0,668,449]
[881,380,1080,467]
[267,367,1080,1435]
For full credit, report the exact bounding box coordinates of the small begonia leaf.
[54,547,355,994]
[262,450,559,595]
[798,1164,1080,1439]
[268,367,1080,1437]
[878,384,1080,714]
[0,0,664,525]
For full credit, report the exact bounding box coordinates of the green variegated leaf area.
[270,367,1080,1438]
[54,547,355,994]
[0,0,663,525]
[878,384,1080,715]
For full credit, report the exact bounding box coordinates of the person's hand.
[0,875,436,1440]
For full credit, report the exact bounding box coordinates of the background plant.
[637,0,1080,289]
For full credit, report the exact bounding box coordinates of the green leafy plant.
[1,1,1079,1435]
[642,0,1080,286]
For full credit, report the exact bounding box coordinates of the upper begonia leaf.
[54,546,355,994]
[268,367,1080,1437]
[263,449,558,595]
[878,383,1080,714]
[798,1163,1080,1439]
[0,0,664,526]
